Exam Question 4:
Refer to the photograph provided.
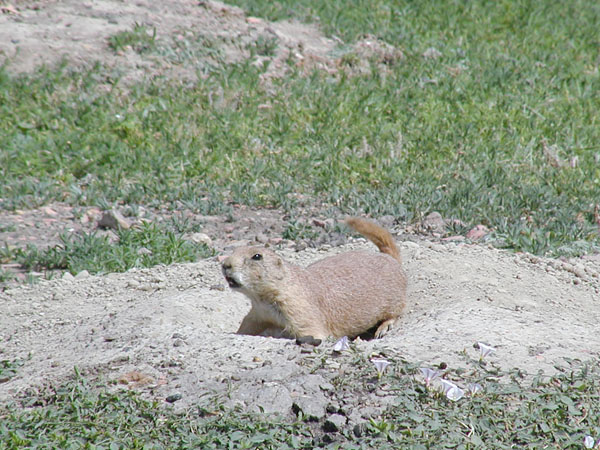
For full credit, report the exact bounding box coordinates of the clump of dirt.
[0,0,399,83]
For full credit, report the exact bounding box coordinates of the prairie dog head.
[221,247,286,301]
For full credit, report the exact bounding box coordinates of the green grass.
[108,23,157,54]
[1,0,599,264]
[6,222,214,277]
[0,371,312,449]
[0,359,22,383]
[1,357,599,448]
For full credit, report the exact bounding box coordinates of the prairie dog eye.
[251,253,263,261]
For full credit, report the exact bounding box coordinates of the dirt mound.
[2,238,599,421]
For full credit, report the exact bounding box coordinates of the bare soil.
[1,0,600,430]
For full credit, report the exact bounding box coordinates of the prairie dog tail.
[345,217,401,264]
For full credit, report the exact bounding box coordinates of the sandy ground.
[2,237,599,418]
[1,0,599,426]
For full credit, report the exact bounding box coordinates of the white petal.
[440,379,457,394]
[467,383,482,395]
[584,436,595,448]
[371,358,391,373]
[420,367,440,382]
[446,386,465,401]
[477,342,496,358]
[333,336,350,352]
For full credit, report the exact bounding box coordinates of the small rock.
[189,232,212,246]
[74,270,90,280]
[296,336,322,346]
[323,414,347,433]
[466,224,489,240]
[166,393,182,403]
[572,264,587,279]
[62,272,75,281]
[137,247,152,256]
[42,206,58,216]
[353,423,367,437]
[313,219,327,228]
[378,215,396,228]
[422,212,446,233]
[294,241,308,252]
[326,402,341,414]
[118,371,153,386]
[292,395,327,421]
[98,210,131,230]
[253,233,268,244]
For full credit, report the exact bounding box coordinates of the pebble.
[97,209,131,230]
[189,232,212,246]
[74,270,90,280]
[166,393,182,403]
[62,272,74,282]
[323,414,347,433]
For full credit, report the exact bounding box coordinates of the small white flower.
[446,385,465,402]
[584,435,595,449]
[371,358,391,378]
[439,379,457,395]
[420,368,440,387]
[439,379,464,401]
[477,342,496,359]
[333,336,350,352]
[467,383,483,395]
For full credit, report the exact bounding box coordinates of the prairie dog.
[221,217,406,340]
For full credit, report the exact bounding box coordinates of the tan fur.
[221,217,406,340]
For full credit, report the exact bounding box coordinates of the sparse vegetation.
[108,22,156,54]
[1,356,599,448]
[10,222,214,277]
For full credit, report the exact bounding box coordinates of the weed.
[14,222,215,276]
[282,220,319,241]
[0,269,15,284]
[247,34,279,57]
[1,357,599,448]
[0,374,312,449]
[108,23,156,54]
[0,359,22,382]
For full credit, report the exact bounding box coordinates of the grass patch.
[1,357,599,448]
[108,23,157,54]
[0,372,311,449]
[320,351,600,448]
[1,0,599,256]
[11,222,214,277]
[0,359,22,383]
